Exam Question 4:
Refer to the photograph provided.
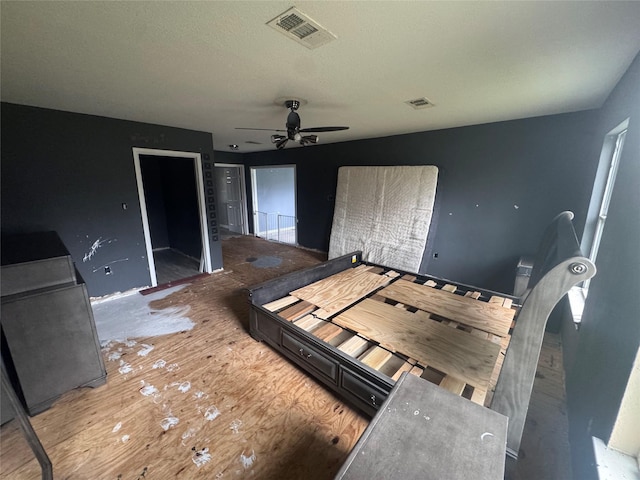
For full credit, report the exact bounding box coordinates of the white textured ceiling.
[2,1,640,153]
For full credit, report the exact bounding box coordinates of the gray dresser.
[1,232,106,418]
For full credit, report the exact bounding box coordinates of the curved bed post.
[490,211,596,459]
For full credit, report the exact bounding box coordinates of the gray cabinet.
[1,232,106,417]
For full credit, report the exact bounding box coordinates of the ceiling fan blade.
[299,126,349,133]
[275,137,288,150]
[271,134,286,143]
[236,127,287,132]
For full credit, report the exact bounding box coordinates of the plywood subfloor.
[0,236,571,480]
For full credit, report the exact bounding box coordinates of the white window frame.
[570,120,628,324]
[583,124,627,293]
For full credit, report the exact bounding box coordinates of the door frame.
[249,164,297,244]
[214,163,250,235]
[132,147,213,287]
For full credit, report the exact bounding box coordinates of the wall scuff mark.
[92,258,129,273]
[83,237,118,262]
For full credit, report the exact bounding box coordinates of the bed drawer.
[341,367,389,411]
[282,331,338,382]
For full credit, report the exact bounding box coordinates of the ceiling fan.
[236,99,349,149]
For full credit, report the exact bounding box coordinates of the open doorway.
[132,148,213,287]
[214,164,249,239]
[250,165,297,245]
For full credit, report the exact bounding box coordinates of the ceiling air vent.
[405,97,435,110]
[267,7,337,49]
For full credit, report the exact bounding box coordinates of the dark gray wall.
[563,53,640,480]
[243,110,601,293]
[140,155,202,260]
[1,103,222,296]
[139,156,171,249]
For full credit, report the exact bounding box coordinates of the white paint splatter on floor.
[108,351,122,361]
[152,359,167,369]
[165,363,180,372]
[240,450,256,469]
[204,406,220,421]
[160,416,179,431]
[139,383,159,397]
[181,427,198,446]
[137,343,154,357]
[92,286,194,344]
[229,419,243,434]
[166,381,191,393]
[192,448,212,468]
[121,434,130,443]
[118,360,133,375]
[193,391,208,400]
[112,422,122,433]
[178,381,191,393]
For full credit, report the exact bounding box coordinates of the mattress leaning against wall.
[328,165,438,273]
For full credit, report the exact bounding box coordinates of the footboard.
[491,211,595,458]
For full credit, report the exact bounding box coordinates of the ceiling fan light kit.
[237,98,349,150]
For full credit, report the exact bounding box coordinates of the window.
[581,119,628,295]
[569,119,629,324]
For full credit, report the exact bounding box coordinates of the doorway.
[214,164,249,238]
[250,165,297,245]
[132,148,213,287]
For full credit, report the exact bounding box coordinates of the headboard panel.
[491,211,596,459]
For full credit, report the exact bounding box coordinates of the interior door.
[215,165,246,234]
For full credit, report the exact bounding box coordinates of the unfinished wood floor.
[0,236,571,479]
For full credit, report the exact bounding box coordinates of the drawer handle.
[370,394,377,406]
[299,348,312,359]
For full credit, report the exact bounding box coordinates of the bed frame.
[248,211,595,460]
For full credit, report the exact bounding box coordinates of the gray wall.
[140,155,203,260]
[563,53,640,480]
[1,103,222,297]
[242,110,601,293]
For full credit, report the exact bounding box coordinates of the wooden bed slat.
[439,376,466,395]
[278,300,315,321]
[333,299,500,389]
[262,295,299,312]
[359,347,393,371]
[379,280,514,337]
[293,314,325,332]
[312,322,345,342]
[471,387,488,406]
[390,361,414,381]
[337,336,370,357]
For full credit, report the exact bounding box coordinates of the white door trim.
[132,147,213,287]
